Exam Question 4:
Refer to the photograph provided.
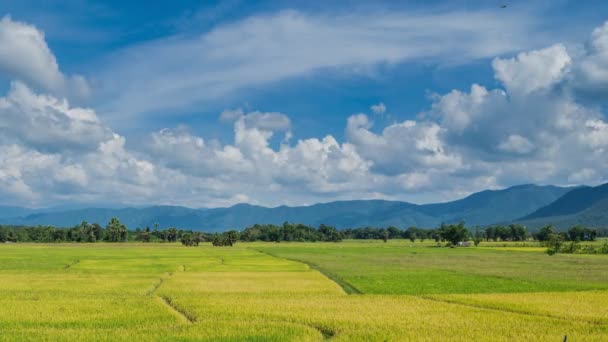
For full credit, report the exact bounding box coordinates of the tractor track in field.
[158,295,196,323]
[418,295,603,325]
[258,319,335,340]
[63,259,80,269]
[147,264,197,324]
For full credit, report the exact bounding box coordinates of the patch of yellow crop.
[160,271,345,294]
[430,290,608,324]
[478,246,547,252]
[156,292,607,341]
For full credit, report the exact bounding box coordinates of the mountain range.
[2,183,607,231]
[3,183,606,231]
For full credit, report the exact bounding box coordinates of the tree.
[192,232,204,246]
[382,231,388,243]
[567,225,597,242]
[226,230,239,246]
[473,228,484,246]
[166,228,178,242]
[181,233,194,246]
[105,217,127,242]
[387,226,400,239]
[601,241,608,254]
[440,222,468,246]
[546,233,564,256]
[537,225,556,242]
[509,224,528,241]
[75,221,96,242]
[136,228,150,242]
[405,227,418,243]
[319,224,342,242]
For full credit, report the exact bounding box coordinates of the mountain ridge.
[517,183,608,228]
[0,184,578,231]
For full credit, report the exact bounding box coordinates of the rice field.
[0,241,607,341]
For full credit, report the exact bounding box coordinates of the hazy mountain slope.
[522,183,608,220]
[0,206,38,219]
[2,184,575,231]
[421,184,575,226]
[517,184,608,228]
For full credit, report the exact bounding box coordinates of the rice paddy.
[0,241,607,341]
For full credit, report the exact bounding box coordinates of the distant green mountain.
[518,183,608,228]
[419,184,573,225]
[1,184,574,231]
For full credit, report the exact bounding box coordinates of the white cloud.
[568,168,597,183]
[3,16,608,208]
[346,114,461,175]
[371,102,386,115]
[497,134,535,154]
[241,111,291,132]
[0,81,110,152]
[96,9,539,118]
[571,21,608,96]
[219,108,244,122]
[0,16,90,99]
[492,44,571,95]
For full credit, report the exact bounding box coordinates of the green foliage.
[601,241,608,254]
[135,227,151,242]
[546,233,564,256]
[105,217,127,242]
[567,225,597,242]
[484,224,528,242]
[473,228,483,246]
[537,225,556,242]
[439,222,468,246]
[211,234,232,246]
[239,222,342,242]
[180,233,200,246]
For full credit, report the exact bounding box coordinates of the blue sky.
[1,0,608,207]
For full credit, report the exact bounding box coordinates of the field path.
[252,248,362,295]
[147,265,197,324]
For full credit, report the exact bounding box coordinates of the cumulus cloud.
[571,21,608,96]
[423,27,608,187]
[346,114,461,175]
[0,81,110,152]
[0,83,161,205]
[0,16,90,99]
[492,44,571,95]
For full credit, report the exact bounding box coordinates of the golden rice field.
[0,241,607,341]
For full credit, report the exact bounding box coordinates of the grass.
[0,241,607,341]
[255,240,608,294]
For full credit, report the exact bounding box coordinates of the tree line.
[1,219,607,252]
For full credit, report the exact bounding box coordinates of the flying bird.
[500,4,507,8]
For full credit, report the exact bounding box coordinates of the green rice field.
[1,241,607,341]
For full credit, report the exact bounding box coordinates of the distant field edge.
[251,248,362,295]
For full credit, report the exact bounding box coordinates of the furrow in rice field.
[157,295,196,324]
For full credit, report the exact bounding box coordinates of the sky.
[1,0,608,208]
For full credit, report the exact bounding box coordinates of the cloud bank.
[1,16,608,208]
